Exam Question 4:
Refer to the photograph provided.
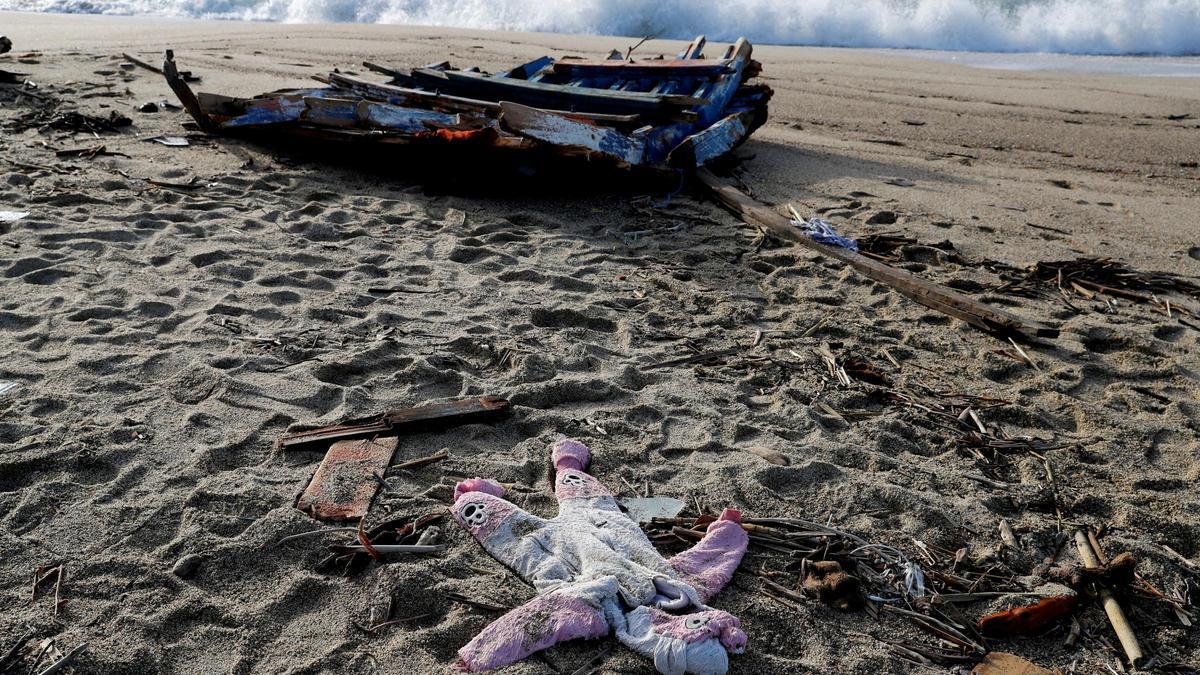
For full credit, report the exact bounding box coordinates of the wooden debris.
[316,512,444,575]
[695,169,1059,340]
[296,437,400,521]
[162,38,771,170]
[1074,529,1145,668]
[34,643,86,675]
[389,449,450,471]
[279,396,510,449]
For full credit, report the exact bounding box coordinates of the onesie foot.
[551,438,590,472]
[453,477,506,502]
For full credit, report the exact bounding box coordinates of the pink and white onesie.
[450,438,748,675]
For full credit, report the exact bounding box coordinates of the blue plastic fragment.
[792,216,858,251]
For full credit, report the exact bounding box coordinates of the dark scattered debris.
[865,210,897,225]
[6,108,132,134]
[801,559,863,610]
[1021,257,1200,303]
[54,144,130,159]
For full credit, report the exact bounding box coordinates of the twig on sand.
[122,52,162,75]
[333,544,443,555]
[52,565,65,618]
[625,36,655,60]
[28,640,54,674]
[36,643,87,675]
[389,449,449,472]
[446,592,510,613]
[256,356,321,373]
[0,629,35,671]
[570,644,613,675]
[1075,529,1145,668]
[269,527,358,548]
[353,612,435,634]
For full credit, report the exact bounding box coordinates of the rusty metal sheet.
[295,436,398,521]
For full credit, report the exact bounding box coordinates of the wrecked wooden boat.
[162,36,771,170]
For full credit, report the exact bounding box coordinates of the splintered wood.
[695,169,1060,340]
[296,437,399,521]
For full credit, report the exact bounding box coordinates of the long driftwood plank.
[411,68,708,114]
[549,59,733,80]
[278,396,512,449]
[328,73,646,126]
[695,169,1060,340]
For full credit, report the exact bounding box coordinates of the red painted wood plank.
[295,436,398,521]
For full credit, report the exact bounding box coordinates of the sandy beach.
[1,11,1199,674]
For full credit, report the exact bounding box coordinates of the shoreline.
[4,10,1200,78]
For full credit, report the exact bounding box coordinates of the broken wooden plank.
[411,68,708,115]
[500,101,645,165]
[327,73,647,125]
[295,436,399,521]
[505,55,554,80]
[694,169,1059,340]
[278,396,511,449]
[301,97,464,132]
[162,50,215,132]
[667,110,755,167]
[549,59,733,80]
[122,52,162,75]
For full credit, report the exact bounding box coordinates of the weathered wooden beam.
[695,169,1060,340]
[412,68,708,114]
[667,110,755,167]
[550,59,733,79]
[278,396,512,449]
[500,101,645,165]
[162,50,215,132]
[301,97,463,132]
[327,73,648,125]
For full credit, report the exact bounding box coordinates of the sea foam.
[4,0,1199,56]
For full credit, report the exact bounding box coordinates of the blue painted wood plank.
[666,111,754,167]
[499,101,645,165]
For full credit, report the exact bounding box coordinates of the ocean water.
[2,0,1199,56]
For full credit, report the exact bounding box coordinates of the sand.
[1,11,1199,674]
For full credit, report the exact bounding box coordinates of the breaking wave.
[5,0,1200,56]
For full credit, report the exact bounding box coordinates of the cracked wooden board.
[295,436,398,521]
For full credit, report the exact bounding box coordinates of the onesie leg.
[456,589,609,672]
[452,482,559,584]
[550,438,621,514]
[666,510,748,603]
